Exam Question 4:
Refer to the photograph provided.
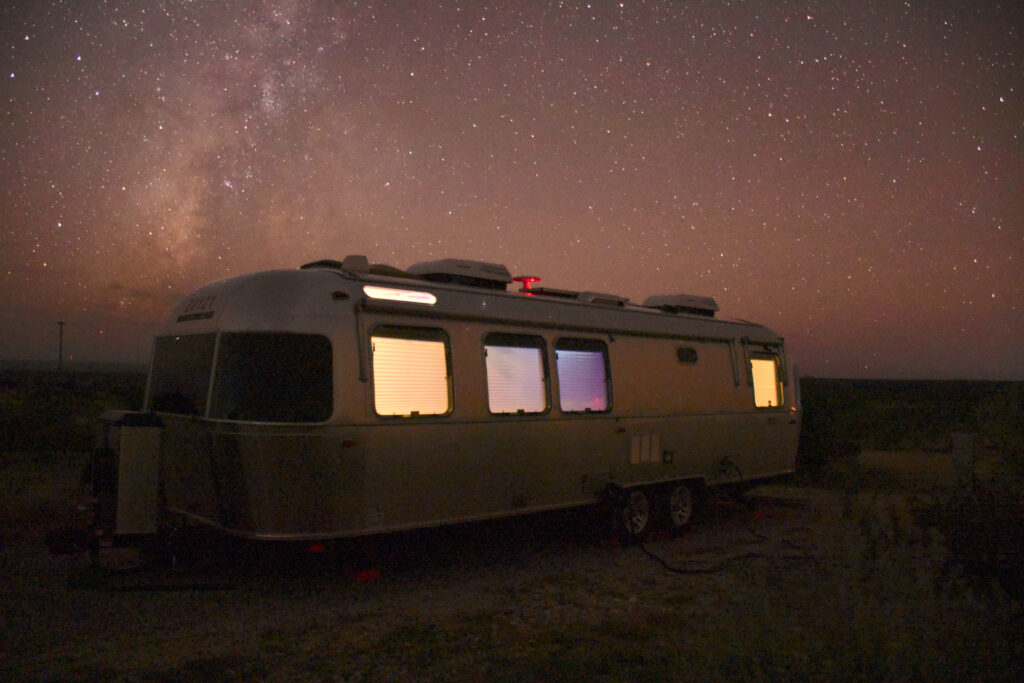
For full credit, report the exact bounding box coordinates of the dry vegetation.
[1,373,1022,680]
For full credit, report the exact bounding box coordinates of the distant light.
[363,285,436,305]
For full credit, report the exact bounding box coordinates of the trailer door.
[741,348,798,477]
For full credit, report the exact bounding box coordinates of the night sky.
[2,1,1021,379]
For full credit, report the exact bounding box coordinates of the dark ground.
[1,371,1021,679]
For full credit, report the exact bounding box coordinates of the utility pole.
[58,321,65,372]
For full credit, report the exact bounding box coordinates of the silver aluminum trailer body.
[127,258,799,541]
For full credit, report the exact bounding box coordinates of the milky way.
[2,1,1021,378]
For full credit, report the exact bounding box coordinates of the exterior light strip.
[362,285,437,305]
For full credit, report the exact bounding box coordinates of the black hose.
[638,542,764,575]
[637,458,815,573]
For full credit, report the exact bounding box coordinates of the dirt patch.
[1,456,1019,681]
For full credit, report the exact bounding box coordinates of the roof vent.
[301,256,422,279]
[579,291,629,307]
[341,254,370,273]
[407,259,512,290]
[642,294,719,317]
[300,259,344,270]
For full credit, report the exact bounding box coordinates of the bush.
[919,483,1024,598]
[726,492,1022,679]
[797,379,1024,478]
[0,370,145,453]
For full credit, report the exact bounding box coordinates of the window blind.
[556,349,608,412]
[372,335,450,416]
[751,357,782,408]
[485,345,546,413]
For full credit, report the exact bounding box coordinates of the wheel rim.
[622,490,651,536]
[668,485,693,528]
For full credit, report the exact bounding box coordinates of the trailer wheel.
[618,489,652,541]
[665,482,696,531]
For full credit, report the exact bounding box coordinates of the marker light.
[362,285,437,305]
[512,275,541,293]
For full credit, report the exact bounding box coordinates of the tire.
[617,489,652,541]
[665,482,697,532]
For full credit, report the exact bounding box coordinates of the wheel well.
[661,478,707,499]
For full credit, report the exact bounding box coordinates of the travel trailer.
[92,256,800,548]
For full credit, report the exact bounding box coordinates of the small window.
[209,333,332,422]
[676,346,699,364]
[484,333,547,414]
[148,333,216,415]
[371,327,451,416]
[751,356,783,408]
[555,338,610,412]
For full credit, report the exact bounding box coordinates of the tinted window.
[148,334,216,415]
[209,333,332,422]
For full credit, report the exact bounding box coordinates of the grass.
[5,475,1022,681]
[0,450,88,547]
[89,484,1016,682]
[1,373,1022,680]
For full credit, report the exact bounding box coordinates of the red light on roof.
[512,275,541,293]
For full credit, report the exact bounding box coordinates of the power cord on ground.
[637,457,815,574]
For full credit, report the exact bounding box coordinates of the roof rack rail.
[524,286,578,299]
